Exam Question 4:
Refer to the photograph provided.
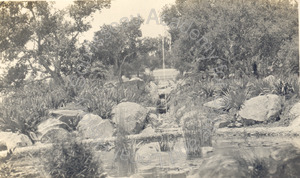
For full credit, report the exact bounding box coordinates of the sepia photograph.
[0,0,299,177]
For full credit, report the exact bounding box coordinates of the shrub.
[113,124,137,176]
[274,76,299,99]
[249,79,274,97]
[141,73,155,84]
[0,158,16,178]
[221,78,251,111]
[77,79,155,119]
[0,99,45,143]
[223,88,250,111]
[274,80,294,96]
[250,159,269,178]
[233,78,249,90]
[201,81,216,98]
[182,116,213,158]
[118,81,155,107]
[158,133,177,152]
[217,81,231,96]
[231,153,269,178]
[0,81,70,142]
[47,79,73,108]
[41,135,103,178]
[77,80,116,119]
[169,78,214,121]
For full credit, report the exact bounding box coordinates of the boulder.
[130,77,143,82]
[290,117,300,128]
[238,94,282,123]
[203,98,226,110]
[41,128,70,143]
[49,109,86,129]
[188,155,249,178]
[168,80,176,89]
[145,81,159,103]
[49,109,85,118]
[290,102,300,118]
[263,75,276,83]
[112,102,148,134]
[0,132,32,151]
[77,114,114,139]
[37,118,71,143]
[289,102,300,128]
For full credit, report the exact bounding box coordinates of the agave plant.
[201,81,217,98]
[217,81,231,96]
[249,79,274,97]
[223,88,250,111]
[273,77,298,99]
[78,85,116,119]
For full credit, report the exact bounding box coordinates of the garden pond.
[100,136,300,178]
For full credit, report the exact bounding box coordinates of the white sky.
[55,0,176,41]
[0,0,176,76]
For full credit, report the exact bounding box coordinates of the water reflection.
[189,137,300,178]
[102,137,300,177]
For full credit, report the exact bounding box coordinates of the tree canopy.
[90,17,171,80]
[162,0,298,77]
[0,0,298,88]
[0,1,111,86]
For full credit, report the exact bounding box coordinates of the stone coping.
[1,126,299,159]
